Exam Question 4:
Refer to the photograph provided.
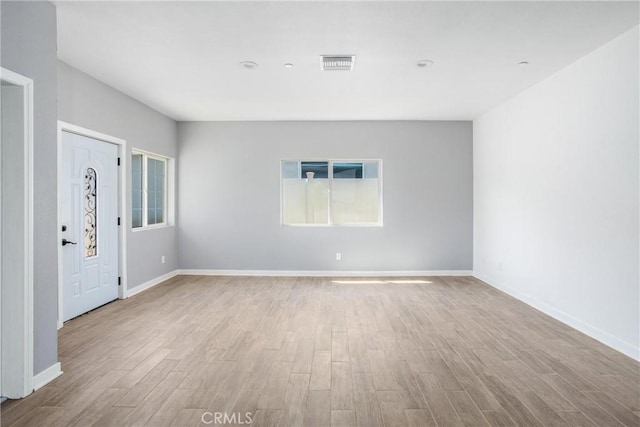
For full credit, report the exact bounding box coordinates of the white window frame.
[132,149,169,230]
[280,158,383,227]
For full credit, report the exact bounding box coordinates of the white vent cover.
[321,55,355,71]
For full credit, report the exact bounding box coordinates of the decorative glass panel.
[84,168,97,257]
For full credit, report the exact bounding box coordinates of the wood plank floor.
[2,275,638,426]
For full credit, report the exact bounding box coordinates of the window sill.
[132,224,174,232]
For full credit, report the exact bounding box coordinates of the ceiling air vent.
[321,55,355,71]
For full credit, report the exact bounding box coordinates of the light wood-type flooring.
[2,275,639,426]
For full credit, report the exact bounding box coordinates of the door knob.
[62,239,77,246]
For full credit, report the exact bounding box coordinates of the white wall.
[58,61,178,291]
[473,26,639,359]
[178,121,473,273]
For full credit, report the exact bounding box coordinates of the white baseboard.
[33,362,62,391]
[176,269,472,277]
[126,270,178,298]
[473,272,640,361]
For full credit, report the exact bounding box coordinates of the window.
[281,159,382,226]
[132,151,168,229]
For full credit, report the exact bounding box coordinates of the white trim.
[177,269,472,277]
[57,122,128,328]
[125,270,178,298]
[473,272,640,361]
[130,147,170,160]
[32,363,62,391]
[25,73,35,400]
[131,223,174,233]
[0,67,35,398]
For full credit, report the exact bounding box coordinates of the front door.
[61,131,118,321]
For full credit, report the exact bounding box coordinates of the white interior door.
[61,131,118,322]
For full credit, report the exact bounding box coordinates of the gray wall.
[1,1,58,375]
[58,61,178,290]
[178,121,472,272]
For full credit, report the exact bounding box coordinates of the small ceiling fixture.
[518,61,529,65]
[239,61,259,70]
[321,55,355,71]
[284,63,294,69]
[417,59,434,68]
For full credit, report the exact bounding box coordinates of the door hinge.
[118,277,121,286]
[117,157,121,166]
[117,217,121,226]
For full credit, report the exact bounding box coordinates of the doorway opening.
[0,68,34,399]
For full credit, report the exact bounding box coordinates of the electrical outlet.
[336,252,342,261]
[161,256,166,264]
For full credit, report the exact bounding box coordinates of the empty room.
[1,0,638,426]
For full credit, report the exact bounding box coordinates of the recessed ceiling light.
[417,59,434,68]
[284,63,294,69]
[518,61,529,65]
[239,61,259,70]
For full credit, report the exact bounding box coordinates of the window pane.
[132,209,142,229]
[147,158,165,225]
[132,153,143,228]
[333,162,363,179]
[301,161,328,179]
[331,178,380,224]
[332,160,380,224]
[282,179,329,225]
[282,161,299,179]
[282,161,329,225]
[362,161,379,179]
[156,179,165,223]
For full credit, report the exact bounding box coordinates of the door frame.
[57,122,128,328]
[0,67,34,398]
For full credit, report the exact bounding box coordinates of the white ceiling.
[55,1,639,121]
